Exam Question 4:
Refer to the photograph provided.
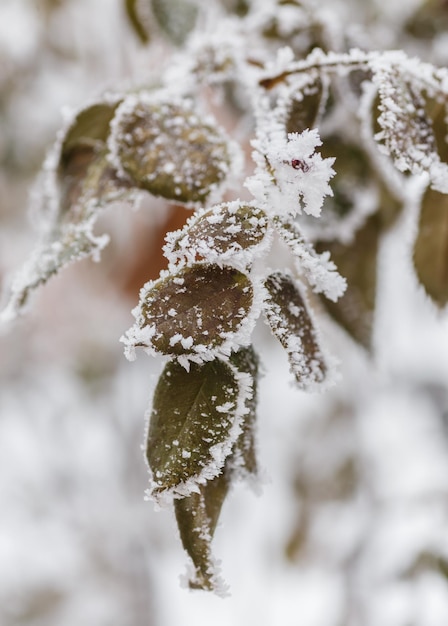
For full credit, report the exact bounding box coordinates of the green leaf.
[165,202,269,268]
[124,0,151,43]
[57,100,128,221]
[316,215,380,349]
[151,0,197,46]
[126,263,254,359]
[174,471,230,592]
[273,216,346,301]
[112,96,235,204]
[373,70,448,192]
[263,271,327,389]
[146,359,241,497]
[375,71,435,171]
[2,99,138,319]
[62,103,119,154]
[413,186,448,307]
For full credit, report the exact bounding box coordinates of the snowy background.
[1,1,448,625]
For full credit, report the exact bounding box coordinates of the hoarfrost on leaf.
[121,263,264,365]
[2,96,141,319]
[164,200,272,270]
[263,270,331,391]
[274,216,346,302]
[145,358,252,501]
[108,91,242,206]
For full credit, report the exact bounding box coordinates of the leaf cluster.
[4,0,448,594]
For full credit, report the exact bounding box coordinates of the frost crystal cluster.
[4,0,448,598]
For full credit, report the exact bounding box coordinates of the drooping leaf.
[123,263,255,361]
[263,271,327,389]
[228,345,259,478]
[125,0,151,43]
[111,94,235,205]
[151,0,197,46]
[55,100,128,222]
[164,201,269,268]
[316,214,380,349]
[2,99,139,319]
[146,359,242,498]
[174,471,230,592]
[273,216,346,302]
[413,186,448,307]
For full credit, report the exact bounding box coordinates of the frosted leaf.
[246,127,335,218]
[372,66,448,193]
[48,99,133,225]
[227,345,259,480]
[274,216,346,302]
[263,271,328,390]
[109,93,239,205]
[316,214,380,349]
[175,472,230,594]
[164,201,271,270]
[2,222,108,321]
[146,359,248,499]
[151,0,197,46]
[122,263,259,363]
[413,187,448,307]
[2,98,138,319]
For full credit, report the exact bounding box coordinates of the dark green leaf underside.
[147,359,239,494]
[175,471,230,591]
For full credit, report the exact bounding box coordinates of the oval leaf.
[373,69,448,192]
[263,271,327,389]
[57,100,128,220]
[164,201,269,268]
[175,472,230,593]
[124,263,254,360]
[146,359,241,498]
[111,95,234,204]
[413,186,448,307]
